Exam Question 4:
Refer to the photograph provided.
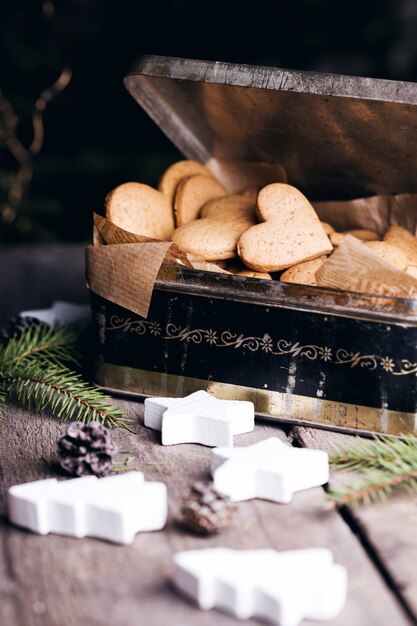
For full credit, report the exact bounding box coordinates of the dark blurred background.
[2,0,417,244]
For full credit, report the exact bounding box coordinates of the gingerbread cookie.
[200,195,256,219]
[174,175,228,226]
[105,182,174,240]
[158,160,212,204]
[280,257,327,286]
[172,195,256,260]
[237,183,332,272]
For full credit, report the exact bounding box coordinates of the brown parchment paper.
[86,242,173,318]
[314,193,417,236]
[316,235,417,298]
[92,213,192,267]
[87,214,231,318]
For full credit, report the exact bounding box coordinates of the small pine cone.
[0,316,49,346]
[180,481,237,535]
[57,421,117,477]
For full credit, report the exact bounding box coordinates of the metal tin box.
[91,55,417,435]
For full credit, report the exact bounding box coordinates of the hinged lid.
[124,55,417,200]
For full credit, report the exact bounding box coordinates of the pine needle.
[2,362,126,427]
[0,323,80,368]
[328,468,417,508]
[327,435,417,508]
[0,321,127,428]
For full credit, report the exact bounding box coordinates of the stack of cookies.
[104,159,417,290]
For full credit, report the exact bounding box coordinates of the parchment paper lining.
[316,235,417,298]
[313,193,417,236]
[86,214,230,318]
[86,192,417,319]
[314,194,417,298]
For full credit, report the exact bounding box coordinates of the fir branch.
[330,435,417,472]
[0,321,127,428]
[2,362,126,428]
[327,468,417,508]
[327,435,417,508]
[0,323,80,368]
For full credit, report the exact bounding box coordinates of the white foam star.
[211,437,329,502]
[144,390,254,446]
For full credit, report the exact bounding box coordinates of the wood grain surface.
[293,426,417,625]
[0,399,412,626]
[0,244,415,626]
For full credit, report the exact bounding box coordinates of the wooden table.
[1,245,417,626]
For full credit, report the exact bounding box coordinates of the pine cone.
[57,421,116,477]
[0,316,49,346]
[180,481,237,535]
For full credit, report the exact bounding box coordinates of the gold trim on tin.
[95,362,416,435]
[100,314,417,376]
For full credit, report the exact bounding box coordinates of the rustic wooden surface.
[0,403,412,626]
[0,245,416,626]
[292,426,417,624]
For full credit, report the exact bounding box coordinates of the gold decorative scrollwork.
[392,359,417,376]
[334,348,378,370]
[165,323,204,343]
[105,315,417,376]
[107,315,148,335]
[218,331,260,351]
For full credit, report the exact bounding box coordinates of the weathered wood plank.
[292,425,417,624]
[0,399,411,626]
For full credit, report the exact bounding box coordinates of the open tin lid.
[125,55,417,200]
[121,55,417,322]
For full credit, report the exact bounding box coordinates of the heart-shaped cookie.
[158,160,212,204]
[172,195,256,260]
[280,257,328,286]
[105,182,174,240]
[237,183,332,272]
[174,174,228,226]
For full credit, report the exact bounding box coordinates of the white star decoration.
[211,437,329,502]
[144,390,254,447]
[173,547,347,626]
[8,471,167,544]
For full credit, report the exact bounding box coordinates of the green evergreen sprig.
[327,435,417,507]
[0,322,126,428]
[1,323,80,368]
